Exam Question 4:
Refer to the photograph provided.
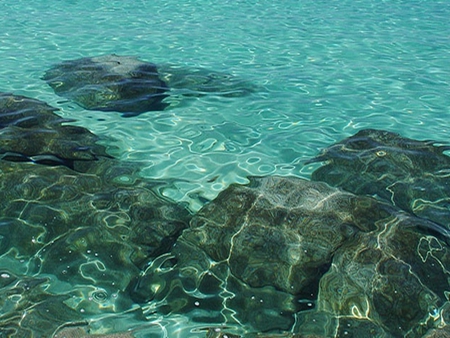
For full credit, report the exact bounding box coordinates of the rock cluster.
[1,57,449,338]
[0,93,190,337]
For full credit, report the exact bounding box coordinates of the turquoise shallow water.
[2,0,449,209]
[1,0,450,337]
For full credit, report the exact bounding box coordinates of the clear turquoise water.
[1,0,450,336]
[2,0,449,210]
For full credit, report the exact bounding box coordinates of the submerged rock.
[0,92,111,170]
[43,55,169,116]
[308,129,450,230]
[129,175,449,336]
[0,93,191,336]
[423,326,450,338]
[4,93,448,337]
[43,54,257,116]
[0,272,84,337]
[178,176,379,296]
[0,161,191,291]
[53,324,136,338]
[311,211,450,337]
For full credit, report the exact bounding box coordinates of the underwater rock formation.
[423,326,450,338]
[0,92,111,170]
[0,271,85,337]
[3,93,448,338]
[43,55,169,116]
[0,93,191,337]
[177,176,379,296]
[308,129,450,230]
[128,175,450,336]
[0,265,145,337]
[43,54,256,116]
[308,210,450,337]
[53,324,136,338]
[0,162,190,334]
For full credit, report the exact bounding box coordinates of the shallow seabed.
[1,0,450,337]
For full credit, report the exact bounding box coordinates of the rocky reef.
[2,90,450,337]
[308,129,450,231]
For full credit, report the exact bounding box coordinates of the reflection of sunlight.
[350,298,370,319]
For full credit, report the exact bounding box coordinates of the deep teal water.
[1,0,450,336]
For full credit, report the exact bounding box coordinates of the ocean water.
[2,0,449,209]
[1,0,450,337]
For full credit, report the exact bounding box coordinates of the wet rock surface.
[130,175,450,337]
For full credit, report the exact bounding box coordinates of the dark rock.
[43,55,257,116]
[43,55,169,116]
[0,92,111,171]
[0,160,190,290]
[309,129,450,230]
[314,210,449,337]
[131,176,447,335]
[0,93,191,336]
[0,273,84,337]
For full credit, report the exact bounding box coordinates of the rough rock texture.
[309,129,450,230]
[312,211,450,337]
[130,175,450,336]
[0,93,191,337]
[53,324,135,338]
[3,95,448,338]
[0,272,84,337]
[0,92,110,169]
[179,176,381,295]
[304,128,450,337]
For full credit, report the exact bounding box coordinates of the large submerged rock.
[308,129,450,230]
[309,210,450,337]
[129,175,450,336]
[43,54,256,116]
